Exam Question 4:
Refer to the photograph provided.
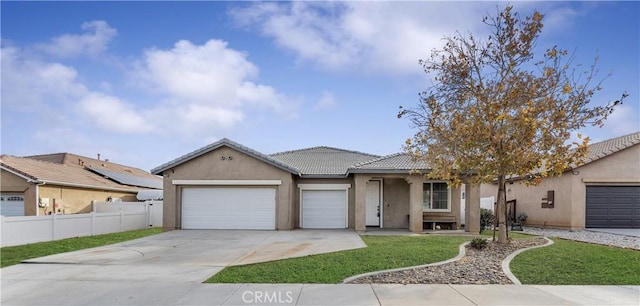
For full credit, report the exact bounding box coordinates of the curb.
[502,237,554,285]
[342,241,470,284]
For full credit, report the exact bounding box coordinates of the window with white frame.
[423,182,449,211]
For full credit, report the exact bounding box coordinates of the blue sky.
[2,1,638,171]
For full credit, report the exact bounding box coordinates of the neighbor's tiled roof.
[0,155,144,192]
[27,152,161,182]
[151,138,300,175]
[270,147,379,176]
[349,153,430,173]
[581,131,640,166]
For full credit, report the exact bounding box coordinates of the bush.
[480,208,494,233]
[470,237,488,250]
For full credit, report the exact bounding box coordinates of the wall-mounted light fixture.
[572,170,580,175]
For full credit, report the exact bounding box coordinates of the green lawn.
[511,239,640,285]
[1,228,162,268]
[207,235,470,284]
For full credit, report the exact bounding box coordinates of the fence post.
[146,200,152,228]
[91,212,95,235]
[92,200,96,213]
[0,215,4,246]
[120,210,124,232]
[52,213,57,240]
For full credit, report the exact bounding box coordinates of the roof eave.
[347,168,431,174]
[0,164,40,182]
[298,174,350,179]
[150,139,300,176]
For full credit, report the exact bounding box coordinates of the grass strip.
[207,235,469,283]
[511,238,640,285]
[1,228,162,268]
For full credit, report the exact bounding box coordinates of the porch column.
[354,174,370,232]
[465,183,480,234]
[405,175,424,233]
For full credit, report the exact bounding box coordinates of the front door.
[366,180,381,226]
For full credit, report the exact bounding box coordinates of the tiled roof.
[349,153,430,173]
[150,138,300,175]
[0,155,147,192]
[581,131,640,165]
[270,147,380,176]
[27,153,160,182]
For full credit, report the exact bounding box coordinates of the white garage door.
[1,194,25,216]
[181,188,276,230]
[302,190,347,229]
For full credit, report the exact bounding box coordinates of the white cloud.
[315,91,337,110]
[230,2,592,75]
[132,39,293,136]
[39,20,117,57]
[78,93,152,134]
[230,2,493,75]
[1,46,88,111]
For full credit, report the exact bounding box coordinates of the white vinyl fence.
[0,201,162,247]
[93,200,163,228]
[480,196,495,211]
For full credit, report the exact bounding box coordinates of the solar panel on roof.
[85,167,162,189]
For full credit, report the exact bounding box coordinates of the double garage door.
[181,187,347,229]
[586,186,640,228]
[182,188,276,230]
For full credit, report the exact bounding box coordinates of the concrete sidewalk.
[3,281,638,305]
[180,284,639,306]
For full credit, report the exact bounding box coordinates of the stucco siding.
[38,185,136,215]
[160,146,295,230]
[487,145,640,230]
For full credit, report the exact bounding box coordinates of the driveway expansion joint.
[341,241,469,284]
[501,237,554,285]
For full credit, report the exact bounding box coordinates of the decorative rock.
[350,237,547,285]
[523,227,640,250]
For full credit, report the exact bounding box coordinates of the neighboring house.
[151,139,481,233]
[0,153,162,216]
[480,132,640,230]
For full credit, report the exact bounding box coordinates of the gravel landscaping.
[350,237,547,284]
[523,227,640,250]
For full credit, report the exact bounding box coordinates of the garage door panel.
[302,190,346,229]
[1,194,25,217]
[182,188,275,230]
[586,186,640,229]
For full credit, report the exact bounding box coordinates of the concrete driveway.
[1,229,365,305]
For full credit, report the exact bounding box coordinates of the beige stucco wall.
[488,145,640,230]
[1,170,138,216]
[294,177,355,229]
[38,185,137,215]
[160,146,295,231]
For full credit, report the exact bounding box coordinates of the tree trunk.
[496,175,508,243]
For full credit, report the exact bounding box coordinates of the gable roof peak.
[271,146,377,157]
[150,138,300,175]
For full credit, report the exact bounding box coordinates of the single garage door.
[181,188,276,230]
[586,186,640,228]
[301,190,347,229]
[1,194,25,216]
